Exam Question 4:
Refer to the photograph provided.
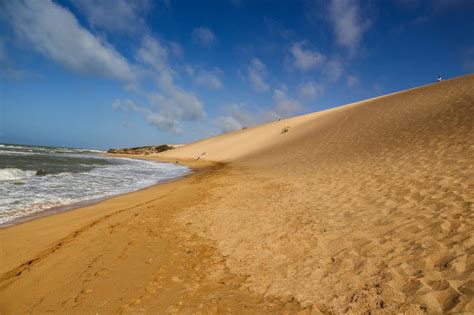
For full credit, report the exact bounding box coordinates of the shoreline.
[0,155,304,314]
[0,154,196,229]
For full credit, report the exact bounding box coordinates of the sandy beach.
[1,75,473,313]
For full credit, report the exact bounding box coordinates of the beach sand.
[1,74,473,313]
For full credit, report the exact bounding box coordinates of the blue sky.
[1,0,473,150]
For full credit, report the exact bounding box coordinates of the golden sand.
[1,75,473,313]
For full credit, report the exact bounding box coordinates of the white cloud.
[2,1,206,134]
[187,66,223,89]
[271,87,302,118]
[71,0,150,34]
[247,57,270,92]
[192,27,216,46]
[213,103,256,133]
[112,98,182,134]
[323,58,343,82]
[298,81,324,100]
[111,36,206,133]
[148,89,205,122]
[169,42,184,58]
[145,112,181,134]
[213,89,302,133]
[196,72,222,90]
[2,0,135,82]
[112,99,122,110]
[346,75,359,88]
[136,36,206,120]
[289,41,342,82]
[136,35,169,73]
[328,0,369,52]
[227,103,256,127]
[290,42,326,71]
[112,99,140,112]
[214,116,244,133]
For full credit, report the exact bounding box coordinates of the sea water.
[0,144,189,225]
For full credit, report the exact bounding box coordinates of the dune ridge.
[0,75,472,313]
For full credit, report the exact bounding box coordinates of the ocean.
[0,144,189,225]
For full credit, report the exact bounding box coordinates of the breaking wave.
[0,168,37,181]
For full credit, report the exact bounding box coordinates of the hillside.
[156,74,474,313]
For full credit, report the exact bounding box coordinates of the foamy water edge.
[0,152,190,226]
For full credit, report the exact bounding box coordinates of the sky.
[0,0,473,150]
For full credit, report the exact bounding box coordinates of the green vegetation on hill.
[107,145,175,155]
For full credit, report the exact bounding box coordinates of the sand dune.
[162,74,474,313]
[0,75,473,313]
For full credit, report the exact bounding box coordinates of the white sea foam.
[0,156,189,224]
[0,144,28,149]
[0,144,104,155]
[0,168,37,181]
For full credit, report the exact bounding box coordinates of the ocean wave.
[0,168,37,181]
[0,158,189,224]
[0,144,32,149]
[0,150,38,156]
[46,147,105,154]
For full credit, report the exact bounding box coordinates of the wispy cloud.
[2,0,136,82]
[214,116,243,133]
[298,81,325,100]
[246,57,270,92]
[192,27,216,46]
[270,87,302,118]
[131,36,206,133]
[2,0,207,134]
[323,58,344,82]
[71,0,151,34]
[346,74,359,88]
[290,41,326,71]
[213,103,256,132]
[289,41,343,83]
[187,66,224,90]
[214,88,302,133]
[327,0,370,52]
[136,35,170,72]
[112,98,183,134]
[2,1,210,133]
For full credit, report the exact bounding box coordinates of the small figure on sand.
[437,75,443,82]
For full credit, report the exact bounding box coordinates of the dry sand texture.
[1,74,473,313]
[168,75,474,313]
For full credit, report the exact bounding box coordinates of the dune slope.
[160,74,474,313]
[0,75,472,314]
